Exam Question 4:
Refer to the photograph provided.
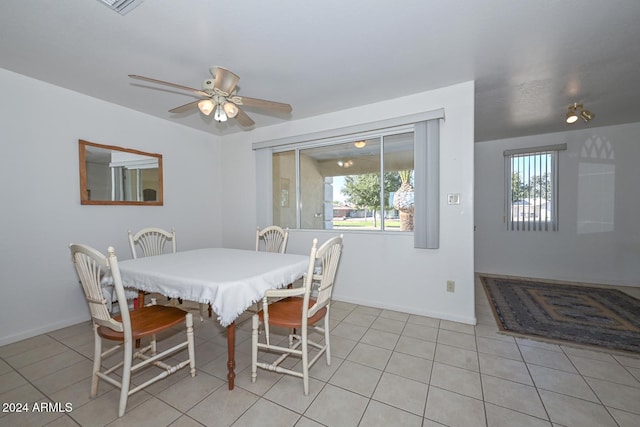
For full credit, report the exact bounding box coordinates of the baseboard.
[0,314,90,347]
[333,295,477,326]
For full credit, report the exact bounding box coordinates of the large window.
[504,144,566,231]
[272,131,414,232]
[254,110,444,248]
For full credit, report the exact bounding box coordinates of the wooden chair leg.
[287,283,297,334]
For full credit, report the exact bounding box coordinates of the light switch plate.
[447,193,460,205]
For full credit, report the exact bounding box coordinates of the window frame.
[272,125,414,232]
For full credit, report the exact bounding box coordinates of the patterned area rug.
[480,275,640,354]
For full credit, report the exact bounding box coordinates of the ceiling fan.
[128,66,292,127]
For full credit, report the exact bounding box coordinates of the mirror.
[79,139,163,205]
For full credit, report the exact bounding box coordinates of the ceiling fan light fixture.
[223,102,239,118]
[214,104,228,122]
[198,99,215,116]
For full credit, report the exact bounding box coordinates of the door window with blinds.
[504,144,566,231]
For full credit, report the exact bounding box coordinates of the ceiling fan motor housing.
[202,80,214,90]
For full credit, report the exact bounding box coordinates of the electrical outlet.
[446,280,455,292]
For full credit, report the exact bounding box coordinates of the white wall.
[0,69,222,345]
[475,122,640,286]
[221,82,477,324]
[0,72,476,345]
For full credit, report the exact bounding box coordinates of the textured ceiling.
[1,0,639,142]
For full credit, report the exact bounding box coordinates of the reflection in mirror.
[79,139,163,205]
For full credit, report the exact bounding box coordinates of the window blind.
[414,119,440,248]
[504,144,565,231]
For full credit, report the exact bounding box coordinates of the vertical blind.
[414,119,440,248]
[504,144,566,231]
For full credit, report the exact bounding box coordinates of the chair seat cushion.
[259,297,327,329]
[98,305,188,341]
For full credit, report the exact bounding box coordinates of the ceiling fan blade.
[237,96,292,113]
[129,74,210,97]
[213,67,240,95]
[234,107,255,127]
[169,100,200,113]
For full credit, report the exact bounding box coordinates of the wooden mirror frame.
[79,139,163,206]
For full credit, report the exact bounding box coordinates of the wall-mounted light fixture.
[566,103,595,124]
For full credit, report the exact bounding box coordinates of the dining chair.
[245,225,291,317]
[128,227,177,259]
[128,227,177,306]
[251,234,343,395]
[255,225,289,254]
[69,243,196,418]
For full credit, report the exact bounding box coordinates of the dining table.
[117,247,309,389]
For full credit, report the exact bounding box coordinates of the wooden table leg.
[137,290,145,307]
[135,290,146,348]
[227,322,236,390]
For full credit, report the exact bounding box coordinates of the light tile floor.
[1,278,640,427]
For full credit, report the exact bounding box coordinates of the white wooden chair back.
[70,244,131,338]
[128,227,176,259]
[304,235,343,320]
[256,226,289,254]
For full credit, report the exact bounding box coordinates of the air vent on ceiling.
[98,0,144,15]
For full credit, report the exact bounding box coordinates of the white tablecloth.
[118,248,309,326]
